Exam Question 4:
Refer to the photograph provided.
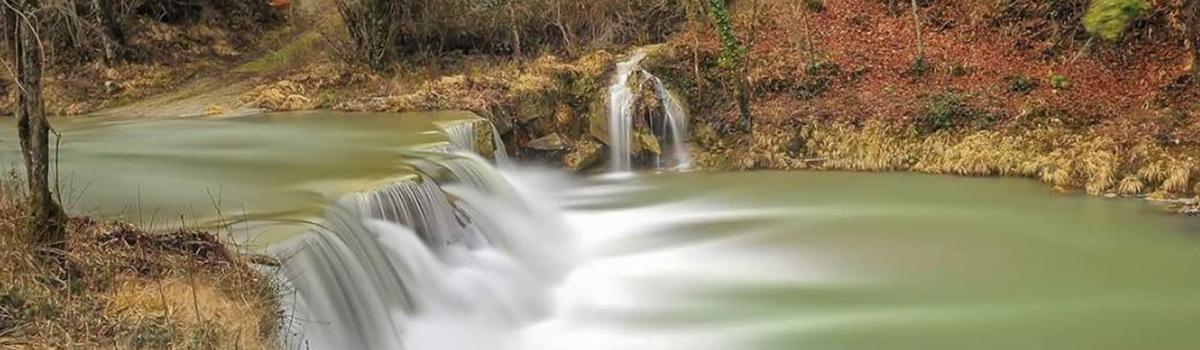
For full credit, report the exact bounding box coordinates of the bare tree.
[911,0,925,65]
[92,0,127,65]
[334,0,400,71]
[793,0,817,69]
[4,0,68,257]
[1187,0,1199,78]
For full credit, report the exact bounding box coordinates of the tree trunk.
[795,0,815,69]
[92,0,126,65]
[737,73,752,132]
[1187,0,1199,78]
[509,6,522,58]
[910,0,925,63]
[4,0,68,256]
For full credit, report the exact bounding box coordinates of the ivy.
[706,0,745,69]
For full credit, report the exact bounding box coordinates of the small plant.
[918,92,993,133]
[1162,162,1192,193]
[1049,74,1070,90]
[950,64,971,77]
[907,57,933,77]
[185,320,225,350]
[804,0,826,13]
[132,316,178,349]
[1083,0,1150,41]
[0,289,26,335]
[1006,75,1038,94]
[795,61,841,100]
[1118,175,1145,195]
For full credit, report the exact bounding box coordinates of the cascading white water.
[444,121,477,153]
[489,123,511,167]
[651,77,692,170]
[607,51,692,172]
[441,119,510,166]
[607,52,645,172]
[274,123,576,350]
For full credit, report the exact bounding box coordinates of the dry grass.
[701,119,1199,200]
[0,188,280,349]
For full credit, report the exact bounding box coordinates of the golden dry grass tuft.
[0,188,280,349]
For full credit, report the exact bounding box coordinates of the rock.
[587,100,610,145]
[634,132,661,156]
[205,104,229,116]
[104,81,122,94]
[526,133,569,151]
[470,118,499,158]
[564,138,604,171]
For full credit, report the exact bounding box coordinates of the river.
[2,112,1199,349]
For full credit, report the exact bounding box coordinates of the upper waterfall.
[607,50,692,172]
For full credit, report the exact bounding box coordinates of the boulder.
[634,131,661,156]
[470,118,499,158]
[564,138,605,172]
[526,133,569,151]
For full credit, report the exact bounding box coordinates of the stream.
[3,112,1200,349]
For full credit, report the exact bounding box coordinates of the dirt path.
[92,0,333,118]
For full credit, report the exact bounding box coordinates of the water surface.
[0,111,471,243]
[533,171,1200,350]
[4,112,1199,349]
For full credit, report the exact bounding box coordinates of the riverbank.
[22,1,1200,210]
[0,188,281,349]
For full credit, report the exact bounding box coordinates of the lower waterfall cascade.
[272,119,576,349]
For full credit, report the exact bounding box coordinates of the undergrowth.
[0,185,282,349]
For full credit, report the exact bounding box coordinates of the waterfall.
[443,121,476,153]
[441,119,510,166]
[607,51,645,172]
[489,123,511,167]
[607,50,692,172]
[274,120,574,350]
[652,76,692,170]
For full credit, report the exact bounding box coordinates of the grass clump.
[1006,75,1038,94]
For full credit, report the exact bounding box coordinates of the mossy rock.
[564,137,605,171]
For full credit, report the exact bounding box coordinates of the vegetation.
[918,92,994,133]
[0,187,281,349]
[1083,0,1150,41]
[326,0,687,69]
[703,0,753,131]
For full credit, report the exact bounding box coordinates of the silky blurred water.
[0,111,471,243]
[533,171,1200,350]
[5,112,1200,349]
